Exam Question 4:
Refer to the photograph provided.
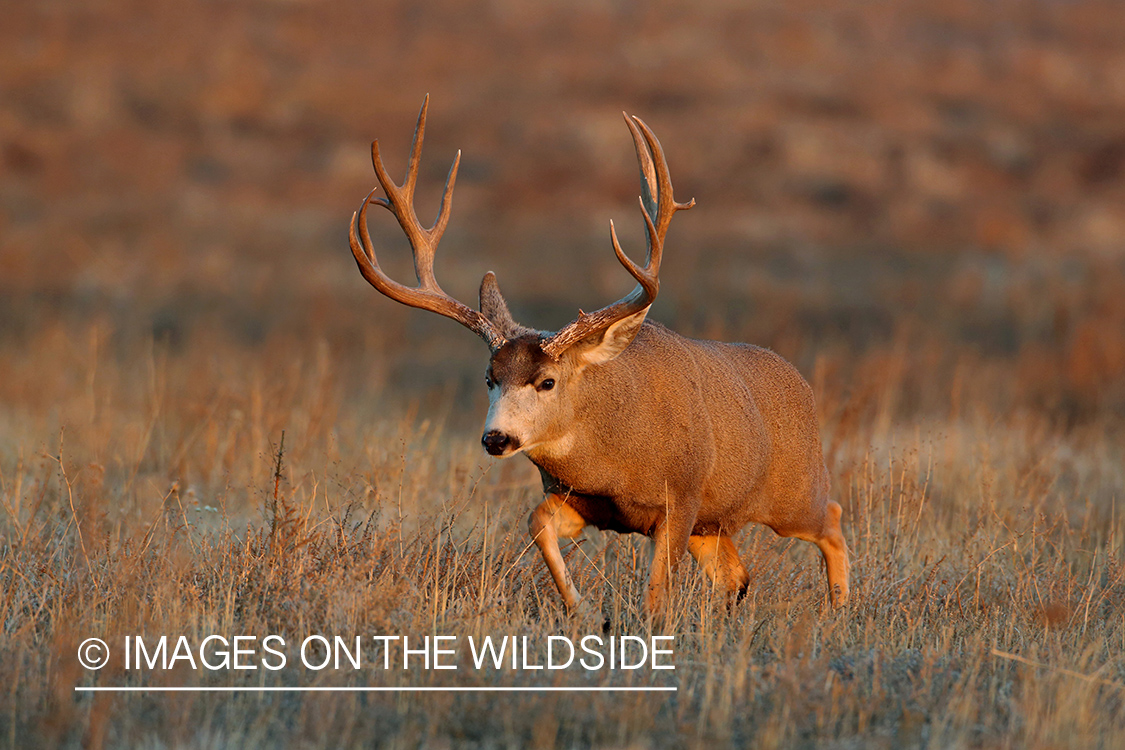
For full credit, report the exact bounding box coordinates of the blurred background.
[2,0,1124,463]
[4,5,1125,745]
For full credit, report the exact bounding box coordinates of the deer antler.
[540,113,694,359]
[349,95,508,352]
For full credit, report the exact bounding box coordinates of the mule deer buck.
[349,97,850,613]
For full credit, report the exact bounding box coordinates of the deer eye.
[537,378,555,392]
[485,376,495,389]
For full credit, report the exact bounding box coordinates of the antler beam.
[540,114,694,359]
[349,95,508,352]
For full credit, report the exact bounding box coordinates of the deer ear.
[479,272,525,338]
[573,307,649,367]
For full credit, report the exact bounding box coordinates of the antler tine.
[402,93,428,202]
[350,97,506,352]
[541,114,694,360]
[628,115,659,227]
[632,115,696,246]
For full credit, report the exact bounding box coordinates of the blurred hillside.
[2,0,1124,420]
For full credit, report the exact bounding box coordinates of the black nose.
[482,430,512,456]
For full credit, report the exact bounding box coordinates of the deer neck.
[526,429,577,467]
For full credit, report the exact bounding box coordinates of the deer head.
[349,96,693,459]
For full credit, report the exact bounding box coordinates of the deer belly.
[557,492,664,536]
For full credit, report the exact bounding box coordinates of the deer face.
[481,335,569,458]
[479,310,649,458]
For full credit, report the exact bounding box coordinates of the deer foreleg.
[528,493,588,611]
[645,517,693,616]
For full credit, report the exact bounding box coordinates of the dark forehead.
[490,334,552,383]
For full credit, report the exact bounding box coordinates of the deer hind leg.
[528,493,588,611]
[688,535,750,603]
[774,499,850,607]
[816,501,850,607]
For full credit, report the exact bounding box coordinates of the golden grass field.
[3,1,1125,747]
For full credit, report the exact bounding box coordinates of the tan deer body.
[350,98,850,613]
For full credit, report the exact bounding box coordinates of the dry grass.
[0,315,1122,749]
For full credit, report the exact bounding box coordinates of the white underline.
[75,686,676,693]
